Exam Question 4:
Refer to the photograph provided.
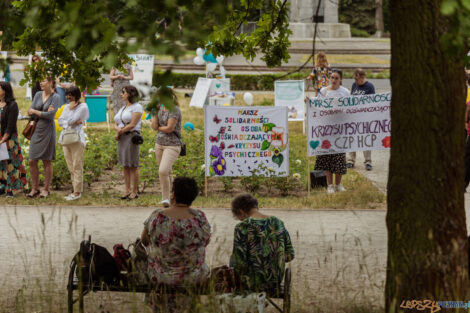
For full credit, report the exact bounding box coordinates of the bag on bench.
[74,236,120,286]
[127,238,150,286]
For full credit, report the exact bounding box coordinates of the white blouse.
[114,102,143,131]
[58,103,90,146]
[318,86,350,98]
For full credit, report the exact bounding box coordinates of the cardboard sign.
[128,54,155,99]
[275,80,305,121]
[307,92,391,156]
[190,77,212,108]
[205,106,289,177]
[190,78,231,108]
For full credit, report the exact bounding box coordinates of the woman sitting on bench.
[141,177,211,312]
[231,194,295,292]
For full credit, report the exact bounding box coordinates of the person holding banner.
[0,82,28,198]
[27,78,60,198]
[110,62,134,114]
[315,69,350,194]
[151,90,182,208]
[114,85,142,200]
[347,69,376,171]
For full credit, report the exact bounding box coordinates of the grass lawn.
[6,87,386,209]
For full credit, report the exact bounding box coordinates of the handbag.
[61,128,80,146]
[23,94,54,140]
[173,131,186,156]
[310,170,328,188]
[22,118,37,140]
[120,107,144,145]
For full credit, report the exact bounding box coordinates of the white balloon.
[193,56,205,66]
[216,55,224,64]
[206,62,218,73]
[196,48,204,57]
[243,92,254,105]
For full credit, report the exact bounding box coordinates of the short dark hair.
[354,68,366,77]
[173,177,199,206]
[123,85,139,103]
[231,194,258,217]
[0,81,15,104]
[331,69,343,79]
[66,86,82,102]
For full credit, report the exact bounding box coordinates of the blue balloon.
[184,122,195,131]
[203,51,218,63]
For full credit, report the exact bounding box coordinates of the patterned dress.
[111,64,132,114]
[311,66,331,95]
[144,208,211,285]
[232,216,294,291]
[0,107,28,191]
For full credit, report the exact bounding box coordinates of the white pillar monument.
[289,0,350,38]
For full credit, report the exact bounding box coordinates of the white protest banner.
[205,106,288,177]
[190,77,212,108]
[307,92,391,156]
[0,51,7,81]
[275,80,305,121]
[128,54,155,99]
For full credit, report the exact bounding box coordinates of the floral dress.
[111,64,132,114]
[144,208,211,285]
[311,66,331,95]
[0,107,28,191]
[232,216,294,291]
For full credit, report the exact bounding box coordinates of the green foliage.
[350,27,371,38]
[441,0,470,64]
[339,0,377,35]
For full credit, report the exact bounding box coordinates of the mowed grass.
[9,87,386,209]
[301,54,390,65]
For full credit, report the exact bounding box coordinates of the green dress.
[232,216,294,291]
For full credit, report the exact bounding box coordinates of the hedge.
[153,70,390,91]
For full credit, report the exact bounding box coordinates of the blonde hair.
[316,51,328,68]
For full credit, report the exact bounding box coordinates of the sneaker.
[327,185,336,194]
[5,191,13,198]
[160,199,170,208]
[346,163,354,169]
[365,164,372,171]
[64,193,74,200]
[66,193,81,201]
[336,184,347,192]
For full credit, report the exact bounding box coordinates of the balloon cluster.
[193,48,225,75]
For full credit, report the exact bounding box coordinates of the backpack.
[113,244,132,273]
[74,236,120,286]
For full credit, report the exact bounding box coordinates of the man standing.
[347,68,376,170]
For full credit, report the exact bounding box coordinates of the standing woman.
[114,85,142,200]
[151,90,182,207]
[0,82,28,197]
[58,86,89,201]
[110,62,134,115]
[307,51,331,96]
[27,77,60,198]
[314,69,350,194]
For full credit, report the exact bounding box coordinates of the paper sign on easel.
[128,54,155,100]
[275,80,305,121]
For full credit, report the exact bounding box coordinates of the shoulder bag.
[173,131,186,156]
[121,106,144,145]
[22,95,53,140]
[60,104,83,146]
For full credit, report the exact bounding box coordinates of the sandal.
[26,190,40,198]
[128,194,139,200]
[120,193,131,200]
[39,191,50,198]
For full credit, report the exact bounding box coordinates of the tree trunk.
[375,0,384,37]
[385,0,468,311]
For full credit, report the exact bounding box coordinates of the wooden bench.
[67,257,291,313]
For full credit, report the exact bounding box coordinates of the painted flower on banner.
[321,140,331,149]
[212,156,227,175]
[382,136,391,148]
[209,145,227,176]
